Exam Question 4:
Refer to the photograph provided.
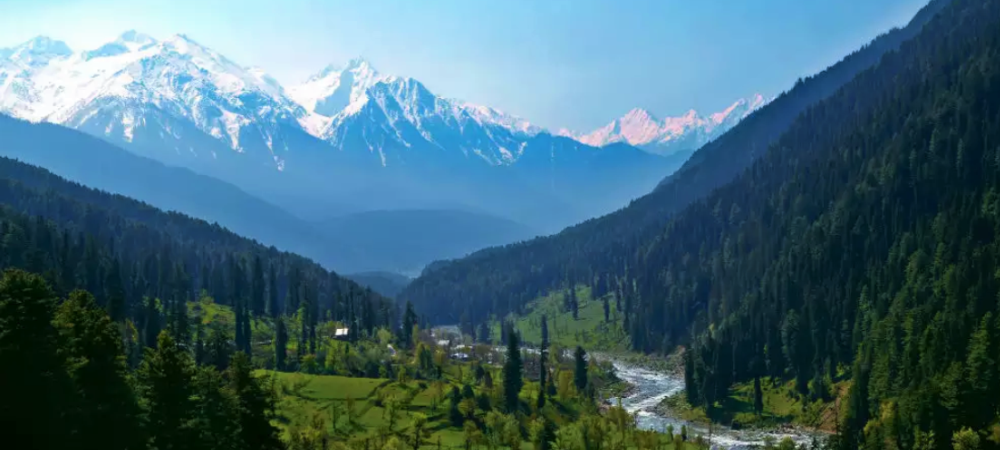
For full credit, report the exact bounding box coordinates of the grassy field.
[263,370,549,449]
[495,286,630,351]
[261,370,704,449]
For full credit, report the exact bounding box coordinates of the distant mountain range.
[558,94,770,160]
[0,30,768,273]
[0,31,763,232]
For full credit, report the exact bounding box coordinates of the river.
[610,360,820,450]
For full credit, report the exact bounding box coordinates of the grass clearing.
[495,285,630,351]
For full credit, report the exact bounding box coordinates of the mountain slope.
[345,271,412,299]
[614,1,1000,448]
[0,152,390,322]
[400,0,951,323]
[0,113,367,271]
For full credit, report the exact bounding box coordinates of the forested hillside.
[663,0,1000,447]
[400,0,949,325]
[0,155,392,341]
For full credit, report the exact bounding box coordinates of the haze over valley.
[0,32,769,273]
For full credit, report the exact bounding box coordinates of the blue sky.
[0,0,928,131]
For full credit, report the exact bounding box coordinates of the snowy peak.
[708,93,767,125]
[565,94,771,156]
[117,30,157,49]
[460,103,542,137]
[2,36,72,67]
[0,30,307,163]
[82,31,157,60]
[622,107,658,123]
[289,57,542,147]
[288,56,384,119]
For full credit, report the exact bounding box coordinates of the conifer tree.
[503,326,523,413]
[274,317,288,371]
[0,269,73,449]
[55,290,143,450]
[251,255,265,318]
[570,289,579,320]
[144,296,161,348]
[192,367,239,450]
[139,331,198,450]
[540,314,549,348]
[753,375,763,416]
[228,352,284,450]
[105,259,126,323]
[402,301,418,349]
[537,350,547,410]
[206,322,233,372]
[267,263,280,319]
[573,346,588,393]
[537,314,550,410]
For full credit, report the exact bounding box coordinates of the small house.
[334,328,349,340]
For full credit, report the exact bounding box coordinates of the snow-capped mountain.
[559,95,770,157]
[0,31,317,174]
[287,58,544,166]
[0,32,550,171]
[0,31,688,232]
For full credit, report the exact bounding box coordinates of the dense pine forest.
[672,0,1000,448]
[400,0,950,326]
[0,155,392,335]
[412,0,1000,448]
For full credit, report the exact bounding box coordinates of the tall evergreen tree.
[570,289,579,320]
[0,269,72,449]
[402,301,418,349]
[105,259,126,323]
[241,298,252,356]
[234,291,246,358]
[537,348,548,410]
[206,322,233,372]
[537,314,550,410]
[286,264,301,315]
[139,331,198,450]
[251,255,265,318]
[573,346,588,393]
[274,317,288,371]
[963,313,996,430]
[55,289,143,450]
[503,325,524,413]
[143,296,161,348]
[191,367,239,450]
[753,375,763,416]
[540,314,549,349]
[228,352,283,450]
[267,264,279,319]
